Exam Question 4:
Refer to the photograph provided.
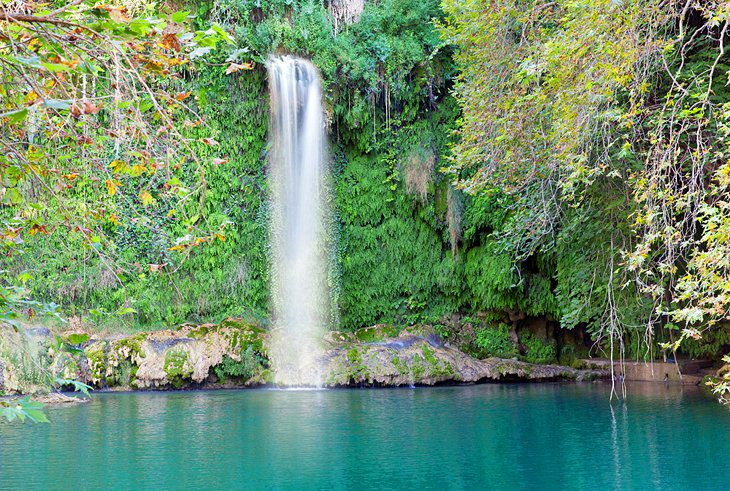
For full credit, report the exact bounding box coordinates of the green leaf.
[67,333,90,345]
[41,62,71,73]
[4,188,23,205]
[171,10,190,23]
[129,18,152,35]
[24,409,50,423]
[55,377,93,396]
[212,24,234,44]
[0,397,49,423]
[0,108,28,124]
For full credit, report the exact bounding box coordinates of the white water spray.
[268,56,330,386]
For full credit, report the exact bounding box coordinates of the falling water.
[268,56,329,386]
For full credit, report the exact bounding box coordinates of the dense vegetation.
[1,0,729,400]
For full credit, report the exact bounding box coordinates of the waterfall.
[268,56,330,386]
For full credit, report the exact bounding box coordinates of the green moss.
[419,344,454,377]
[219,318,256,330]
[422,345,437,364]
[187,324,214,339]
[114,333,147,360]
[347,348,362,364]
[213,347,266,383]
[410,358,426,380]
[475,323,518,359]
[163,349,193,389]
[84,342,107,385]
[107,359,137,387]
[391,352,408,375]
[225,324,266,355]
[345,348,369,381]
[354,325,399,343]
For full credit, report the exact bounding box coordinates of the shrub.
[475,323,518,359]
[213,346,265,383]
[521,332,557,364]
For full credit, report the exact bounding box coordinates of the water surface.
[1,383,727,489]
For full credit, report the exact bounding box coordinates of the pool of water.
[1,383,728,489]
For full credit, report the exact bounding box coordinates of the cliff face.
[0,320,607,394]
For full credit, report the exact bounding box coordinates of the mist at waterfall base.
[268,56,330,386]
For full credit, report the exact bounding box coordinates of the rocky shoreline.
[0,319,608,395]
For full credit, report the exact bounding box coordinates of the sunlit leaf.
[139,190,155,206]
[171,11,190,23]
[0,108,28,124]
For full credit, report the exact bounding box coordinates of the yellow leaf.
[130,164,146,177]
[139,190,155,206]
[105,179,118,196]
[109,160,127,173]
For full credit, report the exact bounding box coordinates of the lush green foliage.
[0,396,48,423]
[213,347,267,383]
[520,332,557,365]
[440,0,730,378]
[3,0,730,409]
[0,0,237,328]
[474,323,517,359]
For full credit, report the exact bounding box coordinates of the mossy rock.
[354,325,400,343]
[84,341,108,385]
[163,349,193,389]
[112,333,147,360]
[186,323,217,339]
[106,359,138,387]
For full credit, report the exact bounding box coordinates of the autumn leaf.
[139,190,155,206]
[82,100,102,114]
[184,119,203,128]
[28,224,49,236]
[225,62,253,75]
[108,8,131,23]
[202,137,219,146]
[161,33,182,52]
[130,164,147,177]
[109,160,127,173]
[212,157,228,166]
[105,179,119,196]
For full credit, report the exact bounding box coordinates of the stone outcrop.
[321,325,606,386]
[81,319,270,389]
[0,320,607,393]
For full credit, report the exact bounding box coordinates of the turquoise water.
[1,383,728,489]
